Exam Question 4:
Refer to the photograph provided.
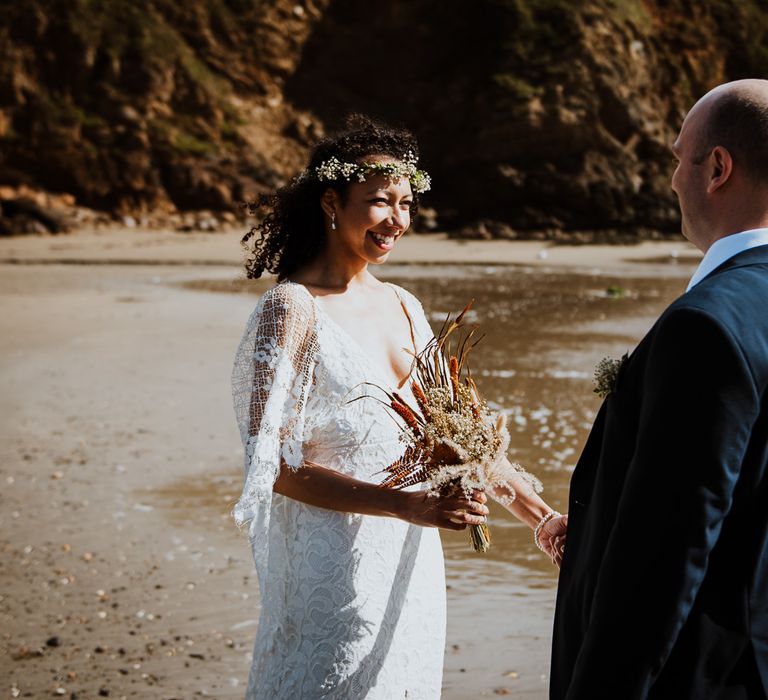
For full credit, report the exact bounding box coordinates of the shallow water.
[169,263,692,697]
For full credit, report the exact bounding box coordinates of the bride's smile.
[367,228,398,251]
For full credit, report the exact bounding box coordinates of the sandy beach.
[0,228,700,698]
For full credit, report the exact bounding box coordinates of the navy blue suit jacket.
[551,245,768,700]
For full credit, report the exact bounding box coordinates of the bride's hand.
[400,489,489,531]
[539,513,568,567]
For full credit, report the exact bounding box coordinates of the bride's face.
[330,157,413,264]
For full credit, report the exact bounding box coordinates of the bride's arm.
[274,461,488,531]
[492,474,551,529]
[491,458,568,564]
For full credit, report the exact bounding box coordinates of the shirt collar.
[686,228,768,291]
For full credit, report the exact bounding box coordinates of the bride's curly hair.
[242,114,422,280]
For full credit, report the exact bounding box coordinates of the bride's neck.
[292,241,371,291]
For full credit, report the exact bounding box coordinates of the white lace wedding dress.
[232,280,446,699]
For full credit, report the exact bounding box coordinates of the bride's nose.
[389,206,409,233]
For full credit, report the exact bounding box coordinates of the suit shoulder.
[663,281,767,387]
[683,262,768,313]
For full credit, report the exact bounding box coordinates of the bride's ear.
[320,189,338,220]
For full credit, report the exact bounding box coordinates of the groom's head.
[672,79,768,251]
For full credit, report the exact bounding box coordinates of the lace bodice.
[232,280,446,699]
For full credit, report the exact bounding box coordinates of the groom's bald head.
[692,79,768,183]
[673,80,768,250]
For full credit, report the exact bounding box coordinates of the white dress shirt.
[687,228,768,291]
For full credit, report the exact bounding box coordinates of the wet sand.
[0,229,700,698]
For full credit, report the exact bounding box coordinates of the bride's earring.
[331,211,337,230]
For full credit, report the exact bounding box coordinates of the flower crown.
[302,150,431,194]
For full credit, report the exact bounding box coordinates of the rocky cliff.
[1,0,766,236]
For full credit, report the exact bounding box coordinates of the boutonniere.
[593,353,629,399]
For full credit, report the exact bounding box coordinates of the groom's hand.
[540,513,568,567]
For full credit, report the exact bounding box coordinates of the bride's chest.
[313,314,420,393]
[304,318,420,439]
[314,297,416,390]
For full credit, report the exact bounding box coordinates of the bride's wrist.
[382,487,412,521]
[396,490,431,525]
[533,510,561,551]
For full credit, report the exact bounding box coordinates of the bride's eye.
[368,198,389,205]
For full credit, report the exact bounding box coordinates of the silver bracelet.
[534,511,561,552]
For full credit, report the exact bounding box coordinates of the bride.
[232,115,566,699]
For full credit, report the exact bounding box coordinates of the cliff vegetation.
[1,0,766,237]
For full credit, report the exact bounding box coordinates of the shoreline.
[0,227,702,273]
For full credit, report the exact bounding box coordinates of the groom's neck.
[697,190,768,253]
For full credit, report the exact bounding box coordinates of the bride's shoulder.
[259,281,314,309]
[249,281,317,326]
[386,282,426,312]
[384,282,434,340]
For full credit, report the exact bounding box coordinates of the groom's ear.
[707,146,733,194]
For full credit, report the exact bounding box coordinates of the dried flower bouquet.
[362,302,542,552]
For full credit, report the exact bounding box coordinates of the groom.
[551,79,768,699]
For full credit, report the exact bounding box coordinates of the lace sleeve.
[231,283,319,564]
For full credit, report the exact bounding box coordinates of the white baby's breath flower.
[308,153,431,193]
